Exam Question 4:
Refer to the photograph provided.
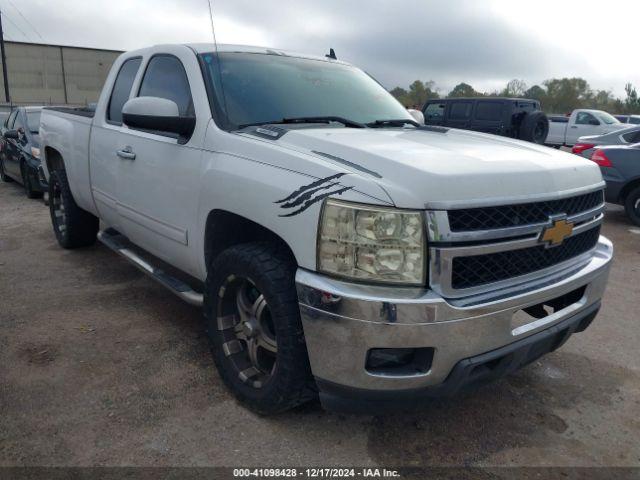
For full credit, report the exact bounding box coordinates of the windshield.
[26,111,41,133]
[595,111,619,125]
[199,52,412,129]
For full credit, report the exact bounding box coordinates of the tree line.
[390,78,640,115]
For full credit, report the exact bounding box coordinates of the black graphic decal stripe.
[278,186,353,217]
[279,182,341,208]
[274,173,346,204]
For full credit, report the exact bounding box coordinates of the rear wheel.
[624,186,640,226]
[519,111,549,144]
[49,169,99,248]
[0,158,12,182]
[204,242,316,414]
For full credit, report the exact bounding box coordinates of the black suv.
[422,97,549,144]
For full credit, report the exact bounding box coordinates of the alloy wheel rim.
[51,180,67,235]
[216,276,277,389]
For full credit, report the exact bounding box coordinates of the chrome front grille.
[447,190,604,232]
[427,187,605,299]
[451,226,600,289]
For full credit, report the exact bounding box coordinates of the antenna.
[206,0,229,116]
[325,48,337,60]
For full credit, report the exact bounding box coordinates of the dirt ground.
[1,179,639,468]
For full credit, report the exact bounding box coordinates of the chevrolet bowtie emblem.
[540,217,574,247]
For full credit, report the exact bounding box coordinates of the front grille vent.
[451,226,600,290]
[448,190,604,232]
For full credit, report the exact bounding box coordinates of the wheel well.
[44,147,65,172]
[204,210,296,269]
[619,178,640,203]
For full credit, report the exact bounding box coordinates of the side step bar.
[97,228,204,307]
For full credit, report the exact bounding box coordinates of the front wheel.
[204,242,316,414]
[624,186,640,226]
[49,169,99,248]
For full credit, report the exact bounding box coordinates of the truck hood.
[270,126,604,208]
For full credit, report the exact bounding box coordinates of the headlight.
[318,199,426,285]
[31,147,41,159]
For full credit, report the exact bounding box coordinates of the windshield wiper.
[366,119,420,128]
[238,116,365,129]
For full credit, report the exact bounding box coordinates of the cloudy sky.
[3,0,638,97]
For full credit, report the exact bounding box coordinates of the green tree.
[501,79,527,97]
[524,85,546,103]
[624,83,640,114]
[390,80,439,108]
[448,82,478,98]
[542,78,591,113]
[389,86,409,105]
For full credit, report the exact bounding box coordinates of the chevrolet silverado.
[39,44,613,413]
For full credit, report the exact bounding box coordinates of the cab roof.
[186,43,350,66]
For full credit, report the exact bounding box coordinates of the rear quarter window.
[107,57,142,124]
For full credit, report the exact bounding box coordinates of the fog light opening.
[366,347,434,376]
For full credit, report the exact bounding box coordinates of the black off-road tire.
[0,158,12,182]
[22,163,42,199]
[624,186,640,226]
[519,111,549,144]
[49,169,99,248]
[204,241,316,414]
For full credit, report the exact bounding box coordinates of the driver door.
[114,52,203,272]
[569,112,600,144]
[2,110,21,178]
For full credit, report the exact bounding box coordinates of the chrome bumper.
[296,236,613,393]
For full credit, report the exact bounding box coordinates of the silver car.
[572,125,640,158]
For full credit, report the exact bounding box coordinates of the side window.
[449,102,472,120]
[424,103,445,121]
[138,55,193,116]
[107,57,142,125]
[576,112,598,125]
[625,130,640,143]
[475,102,504,121]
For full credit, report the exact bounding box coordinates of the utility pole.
[0,10,10,103]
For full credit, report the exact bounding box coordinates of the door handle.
[116,147,136,160]
[570,126,578,129]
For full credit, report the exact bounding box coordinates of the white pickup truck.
[546,109,630,147]
[40,44,613,414]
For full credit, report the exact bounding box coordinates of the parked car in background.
[614,114,640,125]
[589,143,640,225]
[546,109,630,148]
[422,97,549,144]
[0,106,45,198]
[572,125,640,159]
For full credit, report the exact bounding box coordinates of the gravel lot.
[1,180,639,468]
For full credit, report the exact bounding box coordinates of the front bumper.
[296,237,613,411]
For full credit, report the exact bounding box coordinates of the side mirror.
[407,109,425,125]
[3,129,19,140]
[588,119,600,126]
[122,97,195,138]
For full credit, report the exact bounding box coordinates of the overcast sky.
[2,0,638,97]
